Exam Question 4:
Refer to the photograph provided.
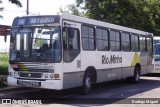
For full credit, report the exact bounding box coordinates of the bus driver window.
[63,27,80,62]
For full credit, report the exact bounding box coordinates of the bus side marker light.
[11,64,18,68]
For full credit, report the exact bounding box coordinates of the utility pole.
[26,0,29,15]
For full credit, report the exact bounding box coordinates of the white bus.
[7,14,154,94]
[153,36,160,73]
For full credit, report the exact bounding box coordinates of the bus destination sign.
[12,15,60,26]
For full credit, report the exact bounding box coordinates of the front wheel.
[82,72,92,94]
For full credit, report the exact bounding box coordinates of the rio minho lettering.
[102,55,122,64]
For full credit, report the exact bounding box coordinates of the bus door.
[62,21,81,88]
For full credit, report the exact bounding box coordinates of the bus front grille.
[19,72,43,78]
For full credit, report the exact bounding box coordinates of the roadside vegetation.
[60,0,160,36]
[0,53,9,75]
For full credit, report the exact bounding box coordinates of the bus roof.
[12,13,153,36]
[61,14,153,36]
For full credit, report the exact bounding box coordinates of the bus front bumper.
[7,76,62,90]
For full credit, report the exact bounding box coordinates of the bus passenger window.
[147,37,153,52]
[121,33,130,51]
[131,34,139,52]
[110,30,120,51]
[82,25,95,50]
[139,36,146,52]
[96,28,109,51]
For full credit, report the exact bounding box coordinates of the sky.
[0,0,75,51]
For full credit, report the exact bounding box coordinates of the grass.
[0,54,9,75]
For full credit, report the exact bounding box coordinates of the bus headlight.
[44,74,48,78]
[50,74,54,78]
[14,72,17,76]
[9,72,13,76]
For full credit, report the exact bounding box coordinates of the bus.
[153,36,160,73]
[7,14,154,94]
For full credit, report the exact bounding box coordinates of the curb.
[0,75,16,91]
[0,75,7,83]
[0,75,21,91]
[0,85,19,91]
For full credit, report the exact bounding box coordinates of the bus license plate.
[17,80,41,87]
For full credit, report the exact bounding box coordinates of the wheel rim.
[85,77,91,92]
[135,69,140,81]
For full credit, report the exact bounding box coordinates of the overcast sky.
[0,0,75,50]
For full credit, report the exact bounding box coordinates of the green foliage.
[76,0,160,35]
[58,4,84,16]
[8,0,22,7]
[0,54,9,75]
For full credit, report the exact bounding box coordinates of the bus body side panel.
[147,52,154,73]
[121,52,134,78]
[139,52,148,75]
[94,51,111,83]
[108,51,122,81]
[63,71,84,89]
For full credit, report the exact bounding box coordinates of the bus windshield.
[10,26,61,62]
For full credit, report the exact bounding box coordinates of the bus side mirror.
[4,35,7,43]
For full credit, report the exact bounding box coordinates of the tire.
[128,66,140,83]
[133,66,140,83]
[82,72,92,94]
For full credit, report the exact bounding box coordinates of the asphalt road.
[0,74,160,107]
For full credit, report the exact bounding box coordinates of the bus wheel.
[82,72,92,94]
[126,66,140,83]
[133,66,140,83]
[129,66,140,83]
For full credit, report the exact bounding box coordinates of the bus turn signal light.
[54,74,59,78]
[11,64,18,68]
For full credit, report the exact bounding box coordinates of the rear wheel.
[133,66,140,83]
[127,66,140,83]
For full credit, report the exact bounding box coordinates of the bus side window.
[121,32,131,51]
[147,37,153,52]
[131,34,139,52]
[139,35,146,52]
[63,27,80,62]
[82,25,95,50]
[110,30,120,51]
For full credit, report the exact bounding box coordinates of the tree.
[58,3,84,16]
[76,0,160,35]
[0,0,22,18]
[9,0,22,7]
